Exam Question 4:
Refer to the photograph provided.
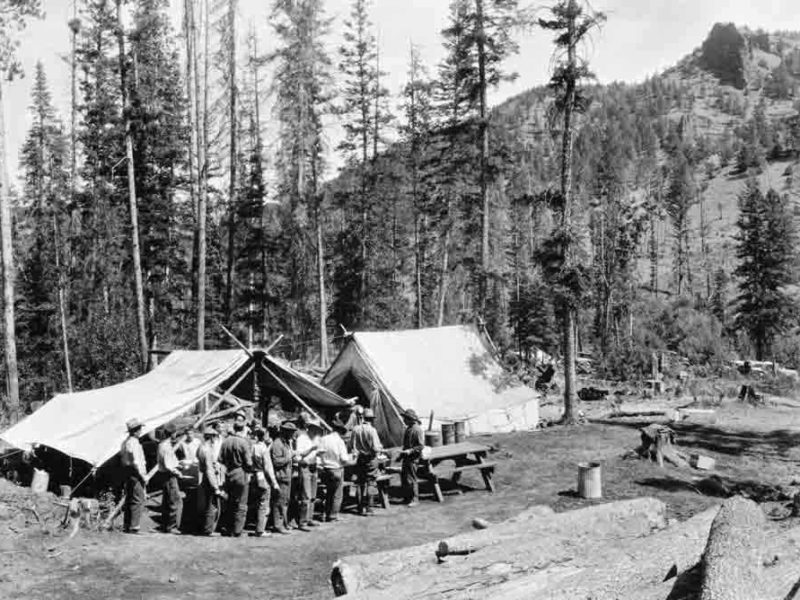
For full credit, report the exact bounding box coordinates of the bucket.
[31,468,49,494]
[424,430,442,448]
[441,423,456,445]
[577,462,602,499]
[454,421,466,443]
[59,485,71,498]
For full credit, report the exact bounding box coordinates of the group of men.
[118,403,426,537]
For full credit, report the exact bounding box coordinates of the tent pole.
[189,364,254,430]
[261,360,332,432]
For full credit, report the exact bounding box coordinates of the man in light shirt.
[157,422,184,534]
[294,414,321,530]
[196,426,222,536]
[317,418,353,522]
[349,408,383,515]
[177,429,201,465]
[120,418,147,533]
[250,427,279,537]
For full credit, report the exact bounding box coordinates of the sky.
[4,0,800,182]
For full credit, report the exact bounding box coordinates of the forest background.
[1,0,800,423]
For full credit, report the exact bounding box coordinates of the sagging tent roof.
[261,354,353,410]
[1,349,351,467]
[321,325,539,447]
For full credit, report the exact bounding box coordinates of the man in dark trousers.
[120,418,147,533]
[349,408,383,515]
[270,421,296,534]
[156,422,184,533]
[196,425,222,535]
[218,411,253,537]
[399,409,425,507]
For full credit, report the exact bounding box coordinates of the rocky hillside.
[487,22,800,298]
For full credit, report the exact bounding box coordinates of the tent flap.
[0,350,250,466]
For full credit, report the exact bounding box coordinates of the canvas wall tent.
[1,349,351,468]
[321,325,540,447]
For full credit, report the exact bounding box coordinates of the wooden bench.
[333,473,395,510]
[428,461,498,501]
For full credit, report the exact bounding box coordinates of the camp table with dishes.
[386,441,496,503]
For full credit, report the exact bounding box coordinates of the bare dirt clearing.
[2,399,799,599]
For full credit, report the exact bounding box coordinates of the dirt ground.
[2,397,800,599]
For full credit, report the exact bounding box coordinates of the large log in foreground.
[700,496,766,600]
[330,505,555,597]
[350,506,717,600]
[331,497,668,597]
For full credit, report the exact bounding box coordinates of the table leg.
[433,479,444,502]
[480,468,495,493]
[474,454,494,493]
[451,458,464,487]
[378,480,390,509]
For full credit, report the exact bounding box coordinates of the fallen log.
[332,497,668,597]
[362,506,716,600]
[539,507,718,600]
[700,496,766,600]
[331,505,554,596]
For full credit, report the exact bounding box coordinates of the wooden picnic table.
[386,441,496,502]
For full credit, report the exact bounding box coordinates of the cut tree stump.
[700,496,766,600]
[332,497,668,598]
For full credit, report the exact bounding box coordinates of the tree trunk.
[476,0,490,314]
[224,0,238,325]
[437,204,451,328]
[332,498,668,598]
[336,504,717,600]
[700,496,765,600]
[183,0,199,306]
[195,0,209,349]
[53,216,73,392]
[115,0,148,371]
[559,0,578,424]
[649,209,658,294]
[316,204,329,368]
[0,79,19,420]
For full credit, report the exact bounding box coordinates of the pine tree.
[333,0,393,329]
[400,45,436,328]
[734,182,797,360]
[129,0,191,350]
[665,150,694,296]
[0,0,43,421]
[270,0,332,364]
[538,0,605,424]
[114,0,148,370]
[17,62,70,406]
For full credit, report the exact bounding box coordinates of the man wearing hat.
[196,425,222,535]
[157,422,184,534]
[218,411,253,536]
[294,414,323,530]
[120,418,147,533]
[317,417,353,522]
[349,407,383,515]
[270,421,295,534]
[399,409,425,507]
[250,427,278,537]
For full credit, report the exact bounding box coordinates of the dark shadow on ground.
[592,419,800,459]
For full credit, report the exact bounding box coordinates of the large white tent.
[321,325,540,446]
[1,349,351,467]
